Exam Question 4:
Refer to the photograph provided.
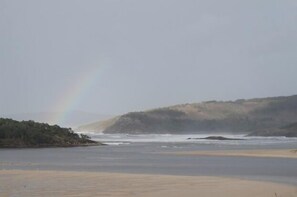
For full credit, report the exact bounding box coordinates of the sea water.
[1,133,297,185]
[88,133,297,148]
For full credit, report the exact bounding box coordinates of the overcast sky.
[1,0,297,116]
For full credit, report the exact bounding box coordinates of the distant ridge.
[1,111,113,128]
[76,116,120,133]
[79,95,297,137]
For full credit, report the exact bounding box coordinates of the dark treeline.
[0,118,98,148]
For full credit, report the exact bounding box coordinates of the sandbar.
[169,149,297,158]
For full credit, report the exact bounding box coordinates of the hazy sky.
[1,0,297,116]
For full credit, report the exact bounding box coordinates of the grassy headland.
[80,95,297,136]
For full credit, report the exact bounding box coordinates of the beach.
[1,170,297,197]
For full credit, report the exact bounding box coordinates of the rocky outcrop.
[188,136,245,140]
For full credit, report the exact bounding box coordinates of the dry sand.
[169,149,297,158]
[0,170,296,197]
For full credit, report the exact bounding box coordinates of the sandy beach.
[169,149,297,158]
[0,170,296,197]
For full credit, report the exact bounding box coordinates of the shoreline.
[1,170,296,197]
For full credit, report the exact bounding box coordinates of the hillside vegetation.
[0,118,100,148]
[248,122,297,137]
[81,95,297,137]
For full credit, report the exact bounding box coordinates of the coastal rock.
[187,136,245,140]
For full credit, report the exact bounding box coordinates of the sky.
[1,0,297,118]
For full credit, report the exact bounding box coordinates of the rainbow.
[50,66,102,126]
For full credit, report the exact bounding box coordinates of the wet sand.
[0,170,296,197]
[170,149,297,158]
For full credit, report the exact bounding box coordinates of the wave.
[102,142,131,146]
[89,133,297,145]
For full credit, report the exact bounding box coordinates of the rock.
[188,136,244,140]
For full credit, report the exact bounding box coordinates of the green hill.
[86,95,297,136]
[0,118,101,148]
